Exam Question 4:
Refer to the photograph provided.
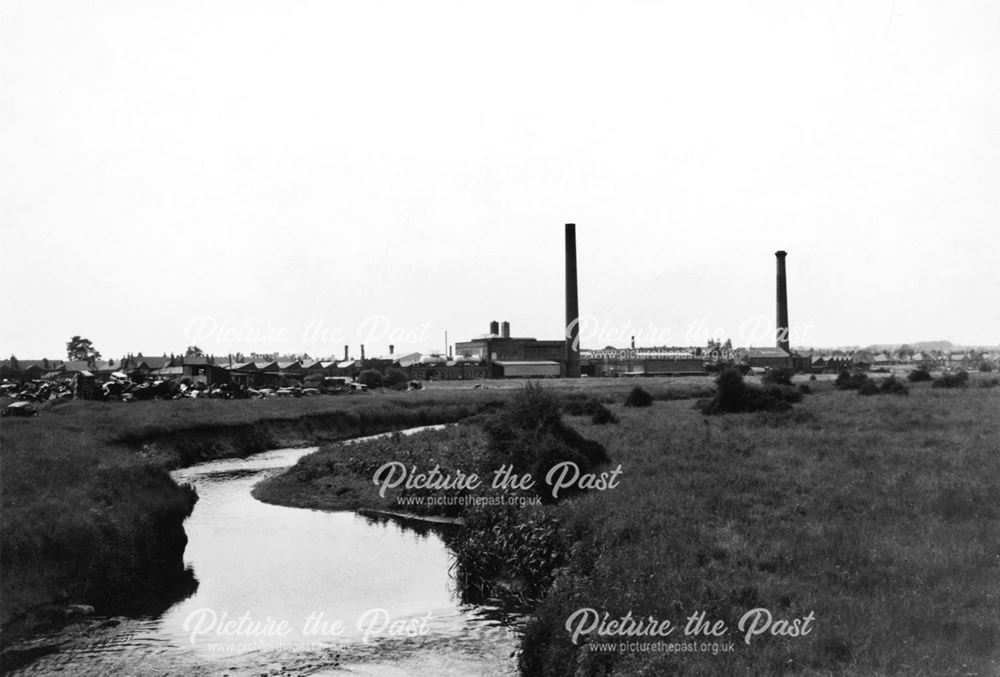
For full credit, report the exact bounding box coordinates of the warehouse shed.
[493,361,561,378]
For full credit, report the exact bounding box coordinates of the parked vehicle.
[2,401,39,417]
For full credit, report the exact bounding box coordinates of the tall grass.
[518,386,1000,675]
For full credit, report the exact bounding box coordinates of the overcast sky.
[2,0,998,360]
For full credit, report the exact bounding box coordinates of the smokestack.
[501,321,510,339]
[361,344,366,361]
[389,344,394,355]
[775,250,790,353]
[344,345,349,361]
[565,223,581,378]
[489,320,500,336]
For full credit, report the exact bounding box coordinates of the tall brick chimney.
[500,321,510,339]
[565,223,581,378]
[344,345,349,361]
[775,250,790,353]
[360,344,366,361]
[489,320,500,336]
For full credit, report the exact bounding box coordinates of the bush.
[979,362,994,373]
[798,384,812,395]
[623,386,653,408]
[933,371,969,389]
[383,368,409,390]
[590,404,618,425]
[697,368,795,415]
[762,368,794,386]
[480,383,609,502]
[879,376,910,396]
[835,370,872,391]
[858,380,880,396]
[357,369,383,389]
[907,368,932,383]
[562,396,618,424]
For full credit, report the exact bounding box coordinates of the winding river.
[7,430,520,676]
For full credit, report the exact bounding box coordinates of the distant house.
[850,351,874,366]
[177,356,229,385]
[300,360,326,374]
[91,359,121,376]
[122,355,173,378]
[734,347,792,370]
[155,366,184,379]
[17,359,64,380]
[275,361,303,379]
[226,361,258,387]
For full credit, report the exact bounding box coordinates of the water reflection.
[6,439,520,676]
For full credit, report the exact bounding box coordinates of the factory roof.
[743,347,791,358]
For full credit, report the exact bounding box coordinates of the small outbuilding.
[493,360,561,378]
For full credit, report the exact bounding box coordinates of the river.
[6,430,521,676]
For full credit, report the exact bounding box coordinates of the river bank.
[0,391,509,654]
[3,441,522,676]
[255,379,1000,676]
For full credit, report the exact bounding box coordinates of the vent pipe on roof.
[565,223,581,378]
[776,250,790,353]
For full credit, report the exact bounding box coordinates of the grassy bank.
[252,424,495,513]
[0,390,508,643]
[256,378,1000,676]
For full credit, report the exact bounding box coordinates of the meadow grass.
[522,382,1000,676]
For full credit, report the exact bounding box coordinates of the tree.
[66,336,101,362]
[357,369,383,388]
[186,346,204,357]
[383,368,409,389]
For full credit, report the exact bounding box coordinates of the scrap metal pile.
[0,373,251,403]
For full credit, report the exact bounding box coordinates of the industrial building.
[454,321,564,378]
[580,349,704,376]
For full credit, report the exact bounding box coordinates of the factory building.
[454,321,564,378]
[581,349,704,376]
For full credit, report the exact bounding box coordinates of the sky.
[2,0,998,360]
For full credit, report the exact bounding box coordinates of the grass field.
[255,375,1000,676]
[521,378,1000,676]
[3,374,998,675]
